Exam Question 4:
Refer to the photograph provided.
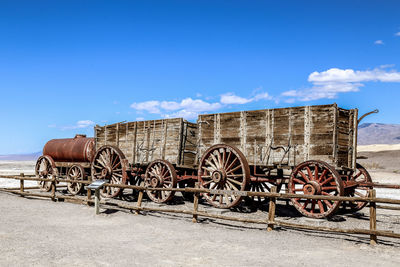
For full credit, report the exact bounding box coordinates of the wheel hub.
[40,170,48,177]
[212,170,226,183]
[303,181,322,195]
[100,167,112,179]
[150,177,160,188]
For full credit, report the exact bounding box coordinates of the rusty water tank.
[43,134,95,162]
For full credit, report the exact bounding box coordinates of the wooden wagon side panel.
[197,114,215,158]
[95,118,194,167]
[308,105,335,164]
[197,104,356,169]
[336,108,358,169]
[163,118,184,165]
[180,121,198,167]
[132,118,183,165]
[245,109,268,166]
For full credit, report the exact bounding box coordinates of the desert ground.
[0,146,399,266]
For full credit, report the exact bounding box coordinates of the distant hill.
[358,123,400,145]
[0,152,41,161]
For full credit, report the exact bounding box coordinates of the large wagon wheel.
[198,144,250,209]
[35,155,57,192]
[144,160,177,203]
[91,145,128,198]
[342,163,373,212]
[67,164,85,195]
[289,160,344,218]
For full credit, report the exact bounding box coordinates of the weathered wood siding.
[95,118,197,167]
[197,104,357,169]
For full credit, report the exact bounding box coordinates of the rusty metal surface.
[43,134,95,162]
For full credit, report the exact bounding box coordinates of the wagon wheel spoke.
[289,160,343,218]
[91,145,127,198]
[145,160,177,203]
[199,144,250,209]
[35,156,56,192]
[341,164,373,212]
[67,164,85,195]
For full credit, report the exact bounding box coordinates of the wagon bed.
[94,118,197,168]
[197,104,358,170]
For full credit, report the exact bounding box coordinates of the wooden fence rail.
[1,174,400,245]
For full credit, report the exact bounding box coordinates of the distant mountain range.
[358,123,400,145]
[0,152,41,161]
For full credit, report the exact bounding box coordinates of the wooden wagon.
[92,118,198,202]
[90,103,375,218]
[197,103,373,218]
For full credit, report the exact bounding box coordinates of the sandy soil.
[0,147,400,266]
[358,144,400,152]
[1,191,400,266]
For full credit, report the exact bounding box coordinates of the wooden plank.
[132,122,137,163]
[267,186,277,231]
[352,109,358,169]
[116,123,120,147]
[304,106,311,161]
[240,111,247,156]
[370,189,377,245]
[162,120,167,159]
[177,118,184,165]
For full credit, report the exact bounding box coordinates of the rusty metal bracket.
[358,109,379,125]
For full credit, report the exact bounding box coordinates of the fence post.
[95,189,100,215]
[192,182,199,223]
[51,176,56,202]
[87,176,92,206]
[267,186,277,231]
[20,173,24,193]
[135,183,144,215]
[369,189,377,245]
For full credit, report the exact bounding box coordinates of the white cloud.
[308,67,400,83]
[130,90,273,120]
[220,93,252,104]
[136,117,144,121]
[62,120,95,130]
[160,101,181,111]
[164,110,199,120]
[282,66,400,101]
[130,100,160,114]
[131,97,222,120]
[374,40,384,45]
[253,92,272,101]
[220,91,272,105]
[395,32,400,36]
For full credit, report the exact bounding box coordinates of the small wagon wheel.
[342,163,373,212]
[67,164,85,195]
[145,160,177,203]
[198,144,250,209]
[35,155,57,192]
[249,169,282,203]
[91,145,128,198]
[289,160,344,218]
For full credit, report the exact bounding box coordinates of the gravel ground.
[1,155,400,266]
[1,190,400,266]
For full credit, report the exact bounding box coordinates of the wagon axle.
[303,182,322,195]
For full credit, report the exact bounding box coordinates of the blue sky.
[1,0,400,154]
